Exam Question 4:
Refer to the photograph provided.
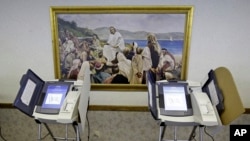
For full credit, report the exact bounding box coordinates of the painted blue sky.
[58,14,185,34]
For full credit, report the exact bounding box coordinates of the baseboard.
[0,103,13,109]
[1,103,250,113]
[244,108,250,114]
[88,105,148,111]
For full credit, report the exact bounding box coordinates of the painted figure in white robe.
[130,47,143,84]
[141,33,162,83]
[116,52,131,82]
[63,37,75,55]
[103,26,125,61]
[141,45,152,84]
[158,48,176,80]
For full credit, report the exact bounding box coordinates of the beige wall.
[1,0,250,107]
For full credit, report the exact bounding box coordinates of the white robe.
[103,32,125,61]
[117,52,131,82]
[141,47,152,71]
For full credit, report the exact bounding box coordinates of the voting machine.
[13,67,90,141]
[147,69,223,141]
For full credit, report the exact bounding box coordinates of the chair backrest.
[214,67,245,125]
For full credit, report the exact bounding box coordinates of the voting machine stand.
[34,119,80,141]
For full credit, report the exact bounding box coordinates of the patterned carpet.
[0,109,249,141]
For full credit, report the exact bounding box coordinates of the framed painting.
[50,6,194,91]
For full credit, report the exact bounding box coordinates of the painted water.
[125,39,183,55]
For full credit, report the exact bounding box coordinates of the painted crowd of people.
[59,26,180,84]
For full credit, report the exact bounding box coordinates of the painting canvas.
[50,6,194,91]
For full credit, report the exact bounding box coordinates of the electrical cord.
[0,126,7,141]
[204,126,215,141]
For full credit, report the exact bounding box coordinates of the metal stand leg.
[72,121,80,141]
[174,126,177,141]
[159,122,166,141]
[35,120,56,141]
[36,120,80,141]
[38,123,41,141]
[188,125,198,140]
[44,123,56,141]
[65,124,68,141]
[75,124,80,141]
[199,125,204,141]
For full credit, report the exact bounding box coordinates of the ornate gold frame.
[50,5,194,91]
